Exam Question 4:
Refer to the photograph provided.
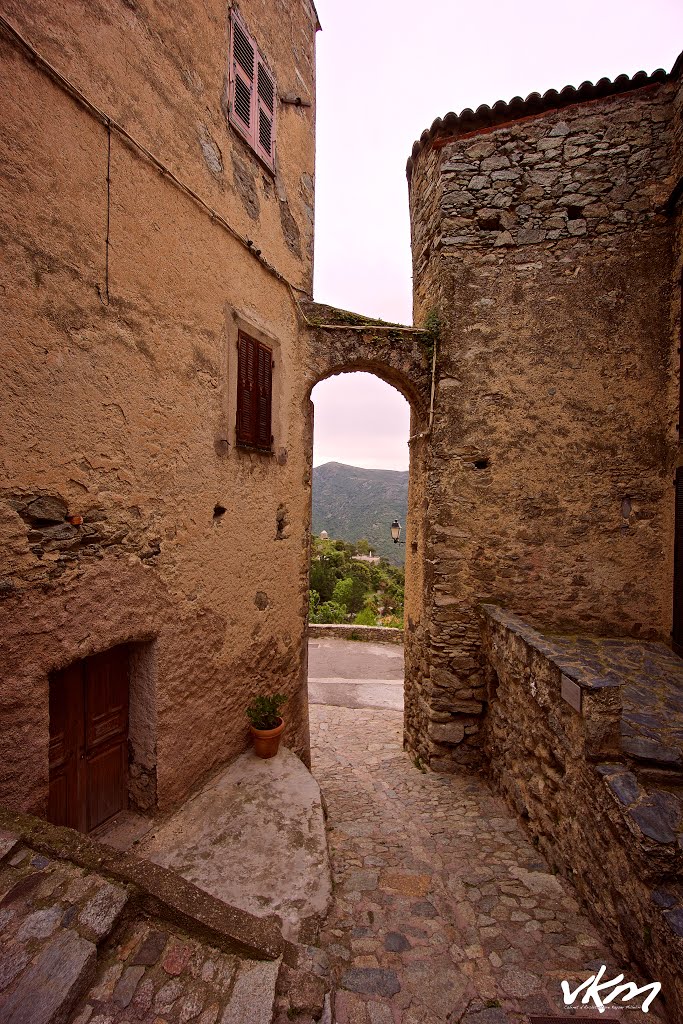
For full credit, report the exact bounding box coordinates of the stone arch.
[299,302,433,420]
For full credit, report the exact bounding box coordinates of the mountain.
[312,462,409,565]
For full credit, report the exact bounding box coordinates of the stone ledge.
[480,604,622,694]
[0,806,283,962]
[308,624,404,645]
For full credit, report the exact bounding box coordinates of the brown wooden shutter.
[230,13,255,147]
[674,467,683,656]
[237,332,272,451]
[256,341,273,450]
[256,58,276,171]
[236,331,257,446]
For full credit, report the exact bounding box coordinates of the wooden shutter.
[256,341,273,450]
[674,467,683,656]
[256,58,276,171]
[237,331,257,446]
[230,13,255,146]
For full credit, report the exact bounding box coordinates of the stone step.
[0,928,96,1024]
[220,958,281,1024]
[0,839,130,1024]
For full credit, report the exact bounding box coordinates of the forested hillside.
[311,462,408,565]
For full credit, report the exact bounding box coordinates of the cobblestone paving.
[309,705,668,1024]
[0,841,277,1024]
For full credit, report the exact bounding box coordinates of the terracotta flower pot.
[250,717,285,759]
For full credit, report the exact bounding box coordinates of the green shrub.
[246,693,287,730]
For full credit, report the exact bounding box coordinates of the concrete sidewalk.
[140,747,332,942]
[308,637,404,712]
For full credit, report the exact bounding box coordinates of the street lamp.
[391,519,403,544]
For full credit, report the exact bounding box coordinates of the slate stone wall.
[406,79,680,770]
[480,606,683,1021]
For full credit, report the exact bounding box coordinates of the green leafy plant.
[246,693,287,730]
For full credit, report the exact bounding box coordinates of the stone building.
[0,0,320,827]
[404,54,683,771]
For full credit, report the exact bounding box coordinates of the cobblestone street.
[309,704,667,1024]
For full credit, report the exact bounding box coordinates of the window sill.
[235,441,274,456]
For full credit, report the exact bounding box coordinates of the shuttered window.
[228,11,276,172]
[236,331,273,452]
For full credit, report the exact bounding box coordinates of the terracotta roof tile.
[406,51,683,180]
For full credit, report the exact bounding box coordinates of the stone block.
[113,964,146,1008]
[428,722,465,745]
[287,969,326,1018]
[220,959,279,1024]
[78,880,129,941]
[340,967,400,997]
[0,928,96,1024]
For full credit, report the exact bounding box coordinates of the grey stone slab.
[220,959,279,1024]
[629,791,681,844]
[16,905,62,941]
[0,830,19,861]
[0,927,95,1024]
[131,929,168,966]
[0,945,29,992]
[113,964,145,1008]
[605,771,639,806]
[384,931,410,952]
[622,736,681,766]
[340,967,401,996]
[78,880,128,941]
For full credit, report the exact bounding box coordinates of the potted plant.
[246,693,287,759]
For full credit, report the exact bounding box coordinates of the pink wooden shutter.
[256,342,273,450]
[255,58,276,170]
[230,13,255,147]
[236,332,257,445]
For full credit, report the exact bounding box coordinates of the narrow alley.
[306,639,666,1024]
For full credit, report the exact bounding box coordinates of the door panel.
[48,662,85,831]
[84,645,129,831]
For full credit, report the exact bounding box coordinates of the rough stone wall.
[672,72,683,492]
[307,624,404,644]
[406,81,679,770]
[480,607,683,1021]
[0,0,317,817]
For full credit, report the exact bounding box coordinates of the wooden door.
[48,645,129,832]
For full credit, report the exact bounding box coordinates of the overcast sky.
[309,0,683,471]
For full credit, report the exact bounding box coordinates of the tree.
[313,601,346,624]
[332,577,354,611]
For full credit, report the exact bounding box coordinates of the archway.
[299,301,434,758]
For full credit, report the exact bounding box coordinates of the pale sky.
[310,0,683,471]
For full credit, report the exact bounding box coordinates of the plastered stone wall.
[0,0,318,817]
[407,78,680,770]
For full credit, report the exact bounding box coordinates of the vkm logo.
[560,965,661,1014]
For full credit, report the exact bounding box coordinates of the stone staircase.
[0,741,336,1024]
[0,828,283,1024]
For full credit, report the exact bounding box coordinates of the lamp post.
[391,519,404,544]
